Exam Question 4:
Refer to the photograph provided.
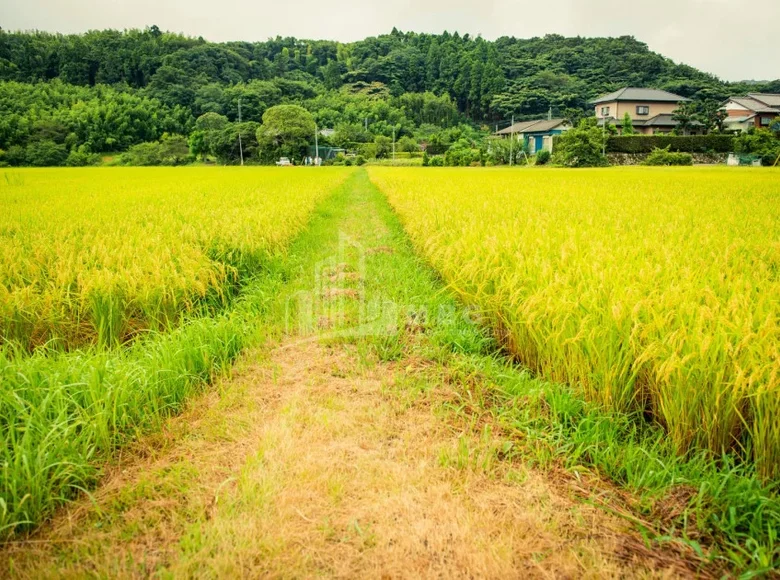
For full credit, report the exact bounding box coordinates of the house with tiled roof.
[589,88,698,134]
[720,93,780,132]
[494,118,571,153]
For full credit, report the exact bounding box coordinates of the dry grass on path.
[2,337,678,579]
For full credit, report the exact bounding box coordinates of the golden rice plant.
[369,166,780,480]
[0,167,352,349]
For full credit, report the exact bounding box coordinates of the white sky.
[1,0,778,82]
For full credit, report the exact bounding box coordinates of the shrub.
[120,142,164,166]
[535,150,551,165]
[1,146,26,166]
[159,134,192,166]
[429,156,444,167]
[25,140,68,167]
[734,129,780,166]
[65,149,101,167]
[487,138,515,165]
[374,135,392,158]
[121,136,193,166]
[422,151,430,166]
[552,119,608,168]
[445,139,479,166]
[642,146,693,166]
[397,135,419,154]
[355,155,366,166]
[359,142,378,159]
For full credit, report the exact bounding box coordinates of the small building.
[720,94,780,133]
[589,87,696,135]
[494,118,571,153]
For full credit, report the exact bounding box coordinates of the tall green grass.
[0,248,288,538]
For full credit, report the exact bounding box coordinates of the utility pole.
[238,98,244,166]
[392,126,396,162]
[315,122,319,166]
[602,111,607,158]
[509,115,514,166]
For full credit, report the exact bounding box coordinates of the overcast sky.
[1,0,778,81]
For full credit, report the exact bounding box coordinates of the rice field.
[368,167,780,479]
[0,167,352,350]
[0,167,353,536]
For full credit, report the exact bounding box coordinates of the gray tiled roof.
[725,115,756,123]
[495,118,569,135]
[729,97,778,113]
[746,93,780,108]
[641,113,700,127]
[590,87,689,105]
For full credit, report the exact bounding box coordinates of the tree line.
[1,26,778,165]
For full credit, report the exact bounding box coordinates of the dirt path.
[2,171,673,578]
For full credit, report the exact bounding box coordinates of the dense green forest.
[1,26,778,165]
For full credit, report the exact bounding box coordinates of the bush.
[642,146,693,166]
[159,134,192,166]
[487,138,514,165]
[552,119,608,168]
[445,139,479,166]
[121,135,193,166]
[65,149,101,167]
[355,155,366,166]
[374,135,392,158]
[606,135,734,154]
[120,142,164,166]
[535,150,551,165]
[734,129,780,166]
[359,142,378,159]
[422,151,430,166]
[429,156,444,167]
[397,135,419,154]
[25,140,68,167]
[2,145,27,166]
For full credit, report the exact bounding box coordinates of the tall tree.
[256,104,315,161]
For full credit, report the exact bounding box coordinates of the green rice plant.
[369,166,780,480]
[0,170,357,538]
[0,167,353,351]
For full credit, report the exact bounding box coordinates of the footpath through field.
[2,171,686,578]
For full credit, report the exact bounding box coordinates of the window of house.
[760,116,771,126]
[601,106,610,116]
[636,106,650,115]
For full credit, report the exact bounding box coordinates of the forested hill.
[2,27,777,120]
[1,26,778,162]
